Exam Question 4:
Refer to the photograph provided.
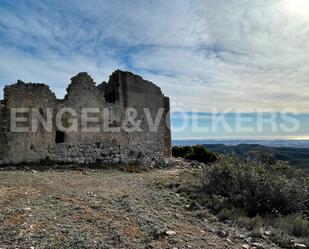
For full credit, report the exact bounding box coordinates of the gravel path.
[0,166,280,249]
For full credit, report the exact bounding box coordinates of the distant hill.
[173,139,309,148]
[203,144,309,170]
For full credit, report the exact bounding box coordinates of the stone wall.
[2,81,57,163]
[0,100,8,160]
[0,70,171,166]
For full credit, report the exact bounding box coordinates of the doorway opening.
[55,130,65,144]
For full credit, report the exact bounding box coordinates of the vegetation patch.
[201,155,309,216]
[172,145,218,164]
[171,153,309,248]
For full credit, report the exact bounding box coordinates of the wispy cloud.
[0,0,308,111]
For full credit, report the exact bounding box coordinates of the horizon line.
[172,137,309,141]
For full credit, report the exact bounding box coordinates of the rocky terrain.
[0,161,285,249]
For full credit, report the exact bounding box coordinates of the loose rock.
[166,230,177,236]
[294,244,307,249]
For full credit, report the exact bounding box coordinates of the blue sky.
[1,0,309,139]
[171,112,309,140]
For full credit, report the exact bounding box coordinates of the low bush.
[172,145,218,164]
[217,208,247,222]
[274,214,309,237]
[185,145,218,164]
[173,153,309,243]
[172,146,192,158]
[202,155,309,216]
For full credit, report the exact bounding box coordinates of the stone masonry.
[0,70,171,166]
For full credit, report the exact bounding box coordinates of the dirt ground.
[0,165,281,249]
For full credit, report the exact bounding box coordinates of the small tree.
[185,145,218,164]
[172,146,193,158]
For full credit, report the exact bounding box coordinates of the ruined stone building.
[0,70,171,166]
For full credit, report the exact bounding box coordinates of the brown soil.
[0,166,281,249]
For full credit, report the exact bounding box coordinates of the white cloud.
[0,0,308,111]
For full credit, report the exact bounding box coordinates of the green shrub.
[172,146,193,158]
[250,215,264,238]
[292,216,309,237]
[185,145,218,164]
[201,155,309,216]
[217,208,247,222]
[275,214,309,237]
[237,216,257,230]
[272,230,293,248]
[202,194,231,213]
[172,145,218,164]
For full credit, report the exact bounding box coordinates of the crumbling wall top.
[110,70,163,95]
[3,80,57,106]
[65,72,98,100]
